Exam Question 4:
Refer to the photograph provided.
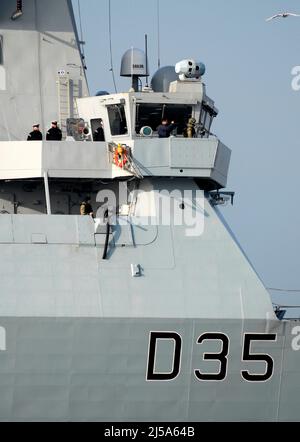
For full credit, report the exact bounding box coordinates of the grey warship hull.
[0,317,299,422]
[0,201,298,422]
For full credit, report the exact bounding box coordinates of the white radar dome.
[151,66,179,92]
[120,48,149,77]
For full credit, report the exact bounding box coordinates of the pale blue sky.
[73,0,300,309]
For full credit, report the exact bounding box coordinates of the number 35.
[194,333,277,382]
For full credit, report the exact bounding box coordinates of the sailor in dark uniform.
[46,121,62,141]
[93,122,105,142]
[157,119,177,138]
[27,124,43,141]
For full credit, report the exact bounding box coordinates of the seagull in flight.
[266,12,300,22]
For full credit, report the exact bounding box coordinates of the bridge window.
[91,118,105,141]
[200,103,218,137]
[107,104,128,136]
[136,104,193,136]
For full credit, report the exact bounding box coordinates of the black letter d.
[146,332,182,381]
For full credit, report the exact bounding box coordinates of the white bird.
[266,12,300,22]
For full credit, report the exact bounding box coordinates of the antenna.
[108,0,118,93]
[145,34,149,87]
[131,46,134,90]
[77,0,87,69]
[157,0,161,69]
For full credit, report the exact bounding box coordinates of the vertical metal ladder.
[57,75,71,139]
[57,75,83,139]
[71,79,82,119]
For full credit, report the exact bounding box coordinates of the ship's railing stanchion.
[43,170,52,215]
